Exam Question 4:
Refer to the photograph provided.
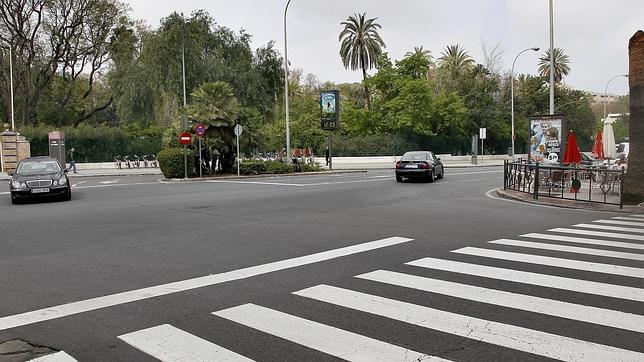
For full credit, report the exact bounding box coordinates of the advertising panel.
[320,90,340,130]
[529,115,565,164]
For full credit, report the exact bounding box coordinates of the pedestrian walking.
[325,147,329,166]
[68,147,77,173]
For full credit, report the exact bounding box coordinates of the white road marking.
[0,236,412,332]
[549,228,644,241]
[73,182,161,190]
[304,178,393,187]
[118,324,251,362]
[207,180,304,187]
[213,304,445,362]
[614,216,644,221]
[574,223,644,234]
[29,351,77,362]
[407,257,644,302]
[595,219,644,227]
[295,285,644,362]
[357,270,644,333]
[71,181,86,188]
[99,179,120,184]
[452,247,644,279]
[457,178,484,182]
[619,214,644,219]
[489,239,644,261]
[522,233,644,251]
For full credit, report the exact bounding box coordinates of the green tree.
[538,47,571,84]
[339,12,386,109]
[438,45,474,74]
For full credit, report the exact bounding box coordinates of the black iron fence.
[504,160,624,208]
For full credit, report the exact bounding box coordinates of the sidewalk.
[1,155,511,181]
[496,188,644,213]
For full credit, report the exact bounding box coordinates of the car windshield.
[17,160,61,174]
[616,143,628,153]
[401,152,428,161]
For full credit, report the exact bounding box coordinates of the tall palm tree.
[538,48,571,84]
[438,44,474,73]
[624,31,643,204]
[339,13,386,109]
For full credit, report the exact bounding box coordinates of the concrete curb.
[162,169,366,182]
[495,188,644,214]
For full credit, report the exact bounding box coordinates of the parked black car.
[395,151,444,182]
[9,157,71,204]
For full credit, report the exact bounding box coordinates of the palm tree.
[624,31,643,204]
[405,46,433,61]
[538,48,571,84]
[438,44,474,73]
[339,13,386,109]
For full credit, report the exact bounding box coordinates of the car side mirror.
[437,157,441,161]
[63,168,69,173]
[7,171,13,176]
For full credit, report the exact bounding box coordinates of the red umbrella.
[591,130,604,160]
[563,130,581,164]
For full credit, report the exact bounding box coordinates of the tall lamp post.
[8,43,15,131]
[548,0,555,114]
[283,0,293,162]
[603,74,628,121]
[510,47,539,160]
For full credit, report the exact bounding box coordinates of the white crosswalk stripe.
[521,233,644,251]
[613,216,644,222]
[118,324,252,361]
[574,223,644,234]
[488,239,644,261]
[617,214,644,219]
[594,219,644,227]
[452,247,644,278]
[549,228,644,241]
[213,304,447,362]
[28,352,77,362]
[407,257,644,302]
[294,285,644,362]
[356,270,644,333]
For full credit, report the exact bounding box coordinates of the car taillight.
[395,161,401,169]
[421,162,430,169]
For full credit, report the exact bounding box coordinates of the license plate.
[31,188,49,193]
[405,164,418,168]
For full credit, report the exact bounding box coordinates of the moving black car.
[9,157,71,204]
[395,151,444,182]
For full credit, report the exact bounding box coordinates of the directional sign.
[195,124,206,137]
[179,132,192,145]
[234,124,243,136]
[479,127,487,140]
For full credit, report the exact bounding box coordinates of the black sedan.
[9,157,71,204]
[395,151,444,182]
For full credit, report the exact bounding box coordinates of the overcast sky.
[127,0,642,95]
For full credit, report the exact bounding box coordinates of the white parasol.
[602,117,616,159]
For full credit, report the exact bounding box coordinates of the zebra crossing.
[36,214,644,361]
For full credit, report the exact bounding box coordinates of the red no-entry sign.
[179,132,192,145]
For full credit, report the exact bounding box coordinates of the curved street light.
[603,74,628,121]
[510,47,539,160]
[553,97,587,113]
[283,0,293,162]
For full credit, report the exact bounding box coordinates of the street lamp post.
[511,47,539,160]
[548,0,555,114]
[9,43,15,131]
[603,74,628,121]
[553,97,586,113]
[283,0,293,163]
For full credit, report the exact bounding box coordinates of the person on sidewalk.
[325,147,329,166]
[68,147,77,173]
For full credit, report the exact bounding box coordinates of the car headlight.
[53,180,58,186]
[58,177,67,185]
[11,181,21,188]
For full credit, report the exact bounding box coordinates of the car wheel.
[62,188,72,201]
[396,175,403,182]
[427,170,435,183]
[437,168,444,179]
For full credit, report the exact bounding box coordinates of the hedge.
[158,148,194,179]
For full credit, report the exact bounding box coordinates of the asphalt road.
[0,169,643,361]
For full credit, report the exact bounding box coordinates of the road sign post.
[234,124,243,176]
[179,132,192,179]
[195,124,205,177]
[479,128,487,165]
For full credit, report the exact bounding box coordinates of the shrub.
[300,162,322,172]
[265,160,293,174]
[158,148,194,178]
[239,161,267,175]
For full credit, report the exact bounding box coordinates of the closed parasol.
[563,130,581,164]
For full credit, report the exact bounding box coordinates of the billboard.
[320,90,340,130]
[529,115,565,164]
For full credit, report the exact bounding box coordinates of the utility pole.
[549,0,555,114]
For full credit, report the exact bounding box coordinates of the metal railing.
[504,160,624,208]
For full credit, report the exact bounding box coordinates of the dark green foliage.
[264,161,293,174]
[239,161,267,175]
[299,163,322,172]
[158,148,194,179]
